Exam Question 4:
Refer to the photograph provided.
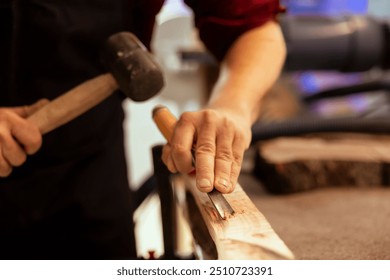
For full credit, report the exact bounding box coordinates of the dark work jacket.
[0,0,164,259]
[0,0,164,161]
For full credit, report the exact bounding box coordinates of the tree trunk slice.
[254,133,390,194]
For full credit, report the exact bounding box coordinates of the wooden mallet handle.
[26,32,164,135]
[27,73,118,134]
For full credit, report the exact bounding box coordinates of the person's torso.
[0,0,164,164]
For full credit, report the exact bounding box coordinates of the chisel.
[152,105,235,220]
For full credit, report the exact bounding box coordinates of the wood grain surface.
[179,176,295,260]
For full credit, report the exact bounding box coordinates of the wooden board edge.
[181,175,295,260]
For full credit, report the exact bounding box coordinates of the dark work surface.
[239,164,390,260]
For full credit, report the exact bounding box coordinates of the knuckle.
[196,142,215,155]
[216,149,232,161]
[171,143,188,157]
[178,112,193,126]
[233,152,243,166]
[202,109,217,124]
[222,117,233,128]
[196,162,209,173]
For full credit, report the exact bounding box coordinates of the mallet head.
[103,32,164,102]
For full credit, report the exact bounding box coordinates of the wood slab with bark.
[254,133,390,194]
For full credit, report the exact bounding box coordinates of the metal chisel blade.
[208,189,235,220]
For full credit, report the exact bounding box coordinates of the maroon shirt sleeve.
[184,0,285,61]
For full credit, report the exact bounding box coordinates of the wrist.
[206,102,253,125]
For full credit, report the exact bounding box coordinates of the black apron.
[0,0,164,259]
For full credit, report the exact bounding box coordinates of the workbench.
[239,164,390,259]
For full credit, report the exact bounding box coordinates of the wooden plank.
[177,175,295,260]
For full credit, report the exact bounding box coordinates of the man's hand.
[161,21,286,194]
[161,108,251,194]
[0,99,49,177]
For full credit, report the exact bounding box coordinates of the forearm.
[163,20,286,193]
[207,20,286,123]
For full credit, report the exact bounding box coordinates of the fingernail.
[217,178,230,190]
[197,179,212,190]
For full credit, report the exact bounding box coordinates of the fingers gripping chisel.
[152,105,235,220]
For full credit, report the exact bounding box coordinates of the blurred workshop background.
[125,0,390,259]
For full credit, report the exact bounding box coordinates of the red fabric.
[184,0,285,61]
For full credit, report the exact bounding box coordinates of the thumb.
[10,99,50,118]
